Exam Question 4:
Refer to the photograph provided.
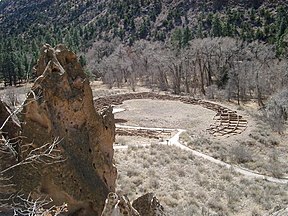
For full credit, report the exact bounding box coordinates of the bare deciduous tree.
[91,37,288,104]
[264,88,288,133]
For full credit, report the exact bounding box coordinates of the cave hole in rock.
[52,68,60,73]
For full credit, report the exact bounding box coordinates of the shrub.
[229,144,253,163]
[266,150,283,178]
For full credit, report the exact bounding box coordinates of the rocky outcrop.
[101,192,140,216]
[132,193,166,216]
[9,44,117,215]
[101,192,167,216]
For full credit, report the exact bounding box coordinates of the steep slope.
[0,0,287,85]
[0,0,287,43]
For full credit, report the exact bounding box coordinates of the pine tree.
[138,19,149,39]
[211,15,222,37]
[171,28,183,49]
[182,26,192,47]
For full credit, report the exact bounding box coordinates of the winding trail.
[114,125,288,184]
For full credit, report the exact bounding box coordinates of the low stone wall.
[94,92,248,137]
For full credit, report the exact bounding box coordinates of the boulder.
[9,44,116,215]
[101,192,167,216]
[101,192,139,216]
[132,193,166,216]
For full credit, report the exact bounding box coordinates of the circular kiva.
[94,92,248,137]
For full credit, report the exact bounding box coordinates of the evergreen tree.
[182,26,192,47]
[138,19,149,39]
[211,15,222,37]
[79,55,87,67]
[171,28,183,49]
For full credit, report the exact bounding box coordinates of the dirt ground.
[91,81,151,99]
[0,84,32,106]
[114,99,215,131]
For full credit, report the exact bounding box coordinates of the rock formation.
[132,193,166,216]
[6,44,117,215]
[101,192,139,216]
[0,45,167,216]
[100,192,167,216]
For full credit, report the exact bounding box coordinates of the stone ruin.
[0,44,166,216]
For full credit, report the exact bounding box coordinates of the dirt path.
[114,125,288,184]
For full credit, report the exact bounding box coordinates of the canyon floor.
[115,99,288,215]
[1,82,287,215]
[106,87,288,215]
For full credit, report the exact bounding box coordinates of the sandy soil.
[114,99,216,132]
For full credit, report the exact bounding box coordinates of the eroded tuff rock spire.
[13,44,116,215]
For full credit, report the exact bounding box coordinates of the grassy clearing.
[114,144,288,215]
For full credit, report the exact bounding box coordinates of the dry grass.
[185,127,288,177]
[114,144,288,215]
[0,84,32,108]
[114,98,288,177]
[91,80,151,99]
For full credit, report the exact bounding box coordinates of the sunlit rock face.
[17,44,116,215]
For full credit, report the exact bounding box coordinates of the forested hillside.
[0,0,287,94]
[1,2,288,215]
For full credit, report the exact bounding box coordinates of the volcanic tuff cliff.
[4,44,116,215]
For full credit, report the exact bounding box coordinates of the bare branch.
[0,192,67,216]
[0,89,41,132]
[1,137,65,174]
